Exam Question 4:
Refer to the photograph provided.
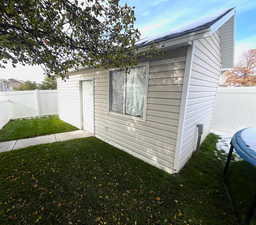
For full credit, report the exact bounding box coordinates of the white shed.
[57,8,235,173]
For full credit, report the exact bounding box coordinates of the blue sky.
[0,0,255,82]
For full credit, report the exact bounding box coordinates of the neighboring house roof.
[8,79,24,89]
[8,78,24,83]
[0,78,24,91]
[0,78,23,83]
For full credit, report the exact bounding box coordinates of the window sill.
[108,111,146,122]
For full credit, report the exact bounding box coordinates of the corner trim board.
[173,42,195,172]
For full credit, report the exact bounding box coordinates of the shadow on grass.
[226,160,256,224]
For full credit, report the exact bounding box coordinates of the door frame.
[79,78,95,134]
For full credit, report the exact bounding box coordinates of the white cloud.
[138,18,173,37]
[138,0,256,39]
[235,35,256,64]
[138,8,191,37]
[137,1,232,38]
[141,10,150,17]
[236,0,256,13]
[0,63,45,83]
[151,0,169,7]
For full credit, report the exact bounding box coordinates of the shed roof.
[136,8,235,48]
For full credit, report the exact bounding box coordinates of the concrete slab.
[0,140,16,153]
[0,130,93,153]
[55,130,92,142]
[13,134,56,150]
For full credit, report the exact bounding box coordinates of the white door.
[82,80,94,133]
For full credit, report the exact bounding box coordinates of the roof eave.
[138,28,211,53]
[157,8,236,49]
[209,8,235,33]
[138,8,236,51]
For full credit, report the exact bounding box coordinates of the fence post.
[34,89,41,116]
[4,92,13,120]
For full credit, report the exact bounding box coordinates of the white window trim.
[108,62,149,121]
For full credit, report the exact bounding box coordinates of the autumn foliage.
[223,70,256,86]
[222,49,256,86]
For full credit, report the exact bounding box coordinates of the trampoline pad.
[231,128,256,166]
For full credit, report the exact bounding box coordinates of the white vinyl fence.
[211,87,256,134]
[0,100,11,129]
[0,90,58,129]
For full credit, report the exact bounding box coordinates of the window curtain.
[125,66,146,117]
[110,70,124,113]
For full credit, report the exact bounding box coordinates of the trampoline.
[224,128,256,225]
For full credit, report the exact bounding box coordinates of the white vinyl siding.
[58,47,187,173]
[219,16,235,69]
[57,72,95,129]
[174,32,221,171]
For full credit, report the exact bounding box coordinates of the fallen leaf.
[155,197,161,201]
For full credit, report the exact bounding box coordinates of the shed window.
[110,66,147,118]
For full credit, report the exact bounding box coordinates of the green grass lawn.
[0,134,255,225]
[0,115,78,142]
